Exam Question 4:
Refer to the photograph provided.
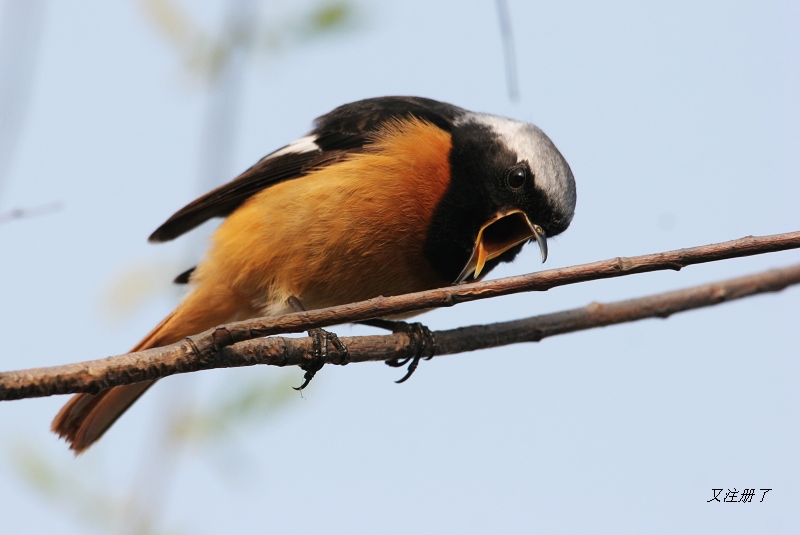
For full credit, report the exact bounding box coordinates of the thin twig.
[0,201,61,224]
[495,0,519,102]
[1,261,799,401]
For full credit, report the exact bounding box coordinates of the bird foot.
[293,327,349,391]
[363,319,436,383]
[287,296,349,391]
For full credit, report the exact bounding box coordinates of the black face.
[424,121,567,283]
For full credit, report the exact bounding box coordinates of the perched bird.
[52,96,577,453]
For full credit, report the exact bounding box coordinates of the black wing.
[149,96,464,243]
[148,149,346,242]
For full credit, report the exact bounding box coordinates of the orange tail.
[52,285,248,453]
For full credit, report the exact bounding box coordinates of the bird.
[52,96,577,453]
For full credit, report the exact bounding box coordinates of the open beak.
[455,210,547,284]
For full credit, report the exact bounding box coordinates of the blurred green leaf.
[140,0,361,82]
[309,2,351,32]
[9,440,63,499]
[140,0,195,50]
[8,439,182,534]
[170,373,299,444]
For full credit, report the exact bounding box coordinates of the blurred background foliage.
[7,1,358,532]
[140,0,357,83]
[0,0,46,205]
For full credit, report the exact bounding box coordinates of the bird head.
[425,113,576,284]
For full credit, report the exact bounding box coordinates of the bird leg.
[359,319,437,383]
[287,296,349,390]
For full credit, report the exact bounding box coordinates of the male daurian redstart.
[52,96,577,453]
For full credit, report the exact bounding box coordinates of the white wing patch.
[261,135,320,161]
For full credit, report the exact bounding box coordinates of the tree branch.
[2,259,799,401]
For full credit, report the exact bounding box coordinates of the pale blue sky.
[1,1,799,533]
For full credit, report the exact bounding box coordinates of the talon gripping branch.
[53,96,577,453]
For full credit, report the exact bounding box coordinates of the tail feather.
[51,381,154,452]
[52,286,246,453]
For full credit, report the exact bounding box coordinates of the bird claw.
[293,327,349,391]
[383,321,436,383]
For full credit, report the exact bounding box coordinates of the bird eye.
[506,167,526,190]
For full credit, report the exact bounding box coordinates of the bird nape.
[52,96,577,453]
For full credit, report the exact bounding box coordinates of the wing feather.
[148,96,463,243]
[149,148,347,242]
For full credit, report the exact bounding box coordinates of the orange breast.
[192,117,454,315]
